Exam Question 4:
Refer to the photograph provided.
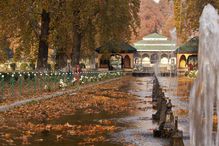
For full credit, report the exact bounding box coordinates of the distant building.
[175,37,198,73]
[133,33,176,73]
[95,42,136,71]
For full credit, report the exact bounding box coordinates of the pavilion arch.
[187,55,198,64]
[134,53,141,65]
[179,55,187,68]
[151,53,159,64]
[160,54,169,64]
[110,54,123,70]
[124,55,131,68]
[100,55,110,68]
[187,55,198,70]
[142,53,150,65]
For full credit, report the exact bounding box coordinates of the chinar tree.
[0,0,140,69]
[0,0,55,69]
[174,0,219,43]
[70,0,140,66]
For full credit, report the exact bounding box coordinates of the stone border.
[0,77,123,112]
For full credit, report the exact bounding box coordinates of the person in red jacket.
[74,64,82,82]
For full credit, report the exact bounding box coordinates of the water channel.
[0,76,193,146]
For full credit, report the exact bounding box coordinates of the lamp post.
[67,59,71,72]
[34,73,37,93]
[67,59,72,82]
[40,73,43,90]
[1,75,4,99]
[10,74,15,96]
[19,74,22,95]
[27,73,31,92]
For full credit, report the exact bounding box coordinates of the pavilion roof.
[134,40,174,45]
[175,37,199,54]
[96,42,136,53]
[143,33,167,39]
[134,46,175,51]
[133,33,176,51]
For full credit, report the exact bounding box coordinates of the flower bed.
[0,71,125,105]
[185,70,198,78]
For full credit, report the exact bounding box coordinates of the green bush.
[80,63,86,69]
[186,70,198,78]
[10,63,16,71]
[20,63,28,71]
[54,64,59,70]
[184,71,189,76]
[29,63,35,70]
[47,64,52,70]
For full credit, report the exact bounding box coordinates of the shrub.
[20,63,28,71]
[184,71,189,76]
[186,70,198,78]
[10,63,16,71]
[47,64,52,71]
[80,63,86,69]
[29,63,36,70]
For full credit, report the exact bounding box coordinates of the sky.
[153,0,160,3]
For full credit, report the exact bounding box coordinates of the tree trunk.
[56,48,67,69]
[72,26,82,66]
[37,9,50,69]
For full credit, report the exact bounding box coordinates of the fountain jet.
[190,4,219,146]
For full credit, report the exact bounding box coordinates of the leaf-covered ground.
[0,76,138,146]
[0,77,120,106]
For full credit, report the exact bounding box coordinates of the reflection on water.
[115,76,193,146]
[0,76,193,146]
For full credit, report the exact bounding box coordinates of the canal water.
[112,76,192,146]
[0,76,193,146]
